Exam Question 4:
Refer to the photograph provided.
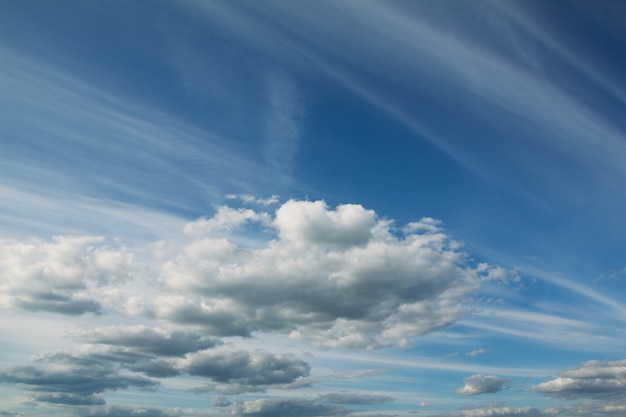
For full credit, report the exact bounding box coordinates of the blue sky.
[1,1,625,416]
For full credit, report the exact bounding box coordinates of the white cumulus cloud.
[140,199,504,349]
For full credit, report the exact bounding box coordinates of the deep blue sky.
[1,1,625,416]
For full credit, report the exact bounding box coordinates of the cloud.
[73,325,221,357]
[437,403,623,417]
[262,74,303,173]
[0,361,157,406]
[531,359,626,400]
[77,405,191,417]
[226,398,350,417]
[274,200,376,248]
[183,206,272,236]
[225,194,280,206]
[144,199,502,349]
[39,346,180,378]
[319,393,394,405]
[211,396,232,407]
[339,369,389,379]
[0,236,135,315]
[1,335,312,404]
[180,349,310,388]
[543,401,626,417]
[467,348,486,357]
[438,407,541,417]
[455,374,509,395]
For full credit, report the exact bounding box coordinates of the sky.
[0,0,625,416]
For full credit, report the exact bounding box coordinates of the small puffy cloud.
[531,359,626,400]
[419,401,430,407]
[319,393,394,405]
[147,199,502,349]
[466,348,486,357]
[455,374,509,395]
[73,325,221,357]
[180,349,310,387]
[0,236,135,315]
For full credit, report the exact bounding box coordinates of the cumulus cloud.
[455,374,509,395]
[531,359,626,400]
[226,398,349,417]
[144,199,503,349]
[39,345,181,378]
[439,407,541,417]
[73,325,221,357]
[0,236,135,315]
[319,393,394,405]
[180,349,310,390]
[0,360,157,405]
[1,334,313,405]
[543,402,626,416]
[78,405,191,417]
[183,206,272,236]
